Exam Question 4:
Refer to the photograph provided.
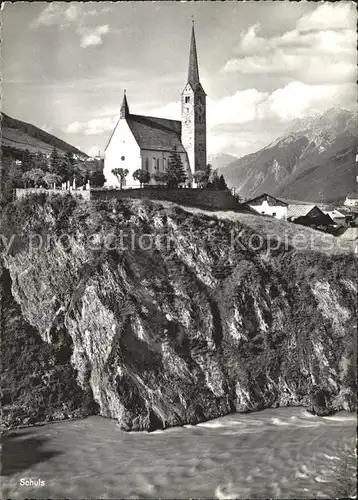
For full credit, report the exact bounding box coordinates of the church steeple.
[181,20,207,177]
[120,90,129,119]
[187,21,200,87]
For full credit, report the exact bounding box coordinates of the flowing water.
[1,407,356,499]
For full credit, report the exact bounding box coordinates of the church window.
[145,158,149,171]
[185,96,190,103]
[156,158,160,170]
[152,158,156,170]
[163,158,166,170]
[198,116,202,123]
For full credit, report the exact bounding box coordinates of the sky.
[2,1,357,158]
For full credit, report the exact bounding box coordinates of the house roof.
[287,204,317,219]
[105,114,186,153]
[338,227,358,240]
[246,193,288,207]
[324,210,346,219]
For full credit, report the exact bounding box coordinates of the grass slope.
[156,201,354,256]
[1,112,87,159]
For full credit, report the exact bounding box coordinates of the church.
[103,23,207,189]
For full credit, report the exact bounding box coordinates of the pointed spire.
[187,20,200,87]
[120,89,129,119]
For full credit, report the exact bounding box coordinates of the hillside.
[1,112,87,159]
[1,195,356,430]
[219,108,357,203]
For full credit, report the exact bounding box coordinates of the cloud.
[65,5,80,22]
[32,4,110,48]
[223,3,356,85]
[87,145,101,157]
[84,6,112,18]
[64,116,116,136]
[32,4,63,27]
[207,89,268,125]
[64,121,84,134]
[78,25,109,48]
[297,2,355,32]
[265,81,355,121]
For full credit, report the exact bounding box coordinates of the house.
[344,194,358,207]
[323,209,346,226]
[287,204,335,228]
[244,193,288,220]
[338,227,358,254]
[104,23,206,189]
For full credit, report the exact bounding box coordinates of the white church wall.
[141,149,192,187]
[104,119,142,188]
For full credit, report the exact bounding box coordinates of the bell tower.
[181,21,207,175]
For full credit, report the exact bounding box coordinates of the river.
[1,407,356,499]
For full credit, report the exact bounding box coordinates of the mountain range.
[219,108,357,203]
[1,112,87,159]
[208,153,238,172]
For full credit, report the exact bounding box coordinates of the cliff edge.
[1,194,356,430]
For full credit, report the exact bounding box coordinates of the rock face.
[1,195,357,430]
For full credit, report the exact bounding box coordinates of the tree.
[33,151,48,171]
[90,170,106,187]
[219,174,228,191]
[71,161,90,187]
[193,169,208,188]
[49,146,68,181]
[22,168,45,188]
[133,168,150,187]
[151,171,168,186]
[112,168,129,190]
[208,168,220,189]
[65,151,75,168]
[166,147,187,188]
[43,173,62,189]
[21,149,34,172]
[0,156,23,204]
[206,163,212,181]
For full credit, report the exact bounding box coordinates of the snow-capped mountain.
[219,108,357,203]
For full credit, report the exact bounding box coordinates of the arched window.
[185,96,190,103]
[156,158,160,170]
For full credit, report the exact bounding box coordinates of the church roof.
[188,24,200,87]
[120,92,129,118]
[126,114,186,153]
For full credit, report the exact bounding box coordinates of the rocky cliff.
[1,194,356,430]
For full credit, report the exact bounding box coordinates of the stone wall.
[15,188,91,201]
[91,188,242,211]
